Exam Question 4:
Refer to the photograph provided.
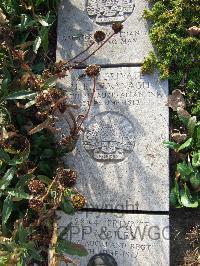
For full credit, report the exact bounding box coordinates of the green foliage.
[0,223,43,264]
[143,0,200,208]
[0,0,88,264]
[143,0,200,117]
[0,0,57,55]
[165,108,200,207]
[56,240,88,257]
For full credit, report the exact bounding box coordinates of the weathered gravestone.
[57,0,153,64]
[57,67,169,211]
[58,212,169,266]
[56,0,169,265]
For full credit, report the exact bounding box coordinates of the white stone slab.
[57,0,153,64]
[57,67,169,211]
[58,211,169,266]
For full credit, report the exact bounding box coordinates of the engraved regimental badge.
[83,112,135,162]
[86,0,135,24]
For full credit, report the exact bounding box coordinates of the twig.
[78,76,96,131]
[56,254,78,265]
[31,209,55,227]
[49,218,58,266]
[76,32,115,65]
[55,32,116,77]
[59,41,95,68]
[40,176,57,201]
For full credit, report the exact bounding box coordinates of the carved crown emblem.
[83,112,135,162]
[86,0,135,25]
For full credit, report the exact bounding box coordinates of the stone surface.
[58,211,169,266]
[57,67,169,211]
[57,0,153,64]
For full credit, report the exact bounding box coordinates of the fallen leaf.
[187,26,200,36]
[28,119,52,135]
[20,72,30,86]
[168,89,186,111]
[16,41,34,50]
[0,8,7,25]
[177,107,191,119]
[175,170,180,180]
[171,132,187,143]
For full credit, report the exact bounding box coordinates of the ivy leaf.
[170,186,179,207]
[163,141,180,150]
[0,149,10,163]
[180,185,198,208]
[177,138,193,151]
[61,198,75,215]
[177,107,191,127]
[37,175,52,185]
[188,116,197,136]
[59,223,72,240]
[196,127,200,148]
[18,223,28,244]
[56,240,88,257]
[16,259,24,266]
[39,26,49,52]
[37,16,49,26]
[6,91,36,100]
[0,167,16,190]
[190,173,200,191]
[1,78,9,96]
[0,106,11,125]
[177,162,194,181]
[0,256,8,266]
[170,180,182,207]
[43,76,57,89]
[24,100,36,109]
[2,195,13,224]
[192,151,200,168]
[40,148,54,159]
[33,36,42,54]
[7,189,30,200]
[25,243,43,262]
[16,174,33,188]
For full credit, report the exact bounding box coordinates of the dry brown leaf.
[0,8,7,25]
[187,26,200,36]
[171,132,187,143]
[47,125,61,134]
[56,255,78,265]
[177,107,191,119]
[168,89,186,111]
[49,220,58,266]
[175,170,180,180]
[28,119,53,135]
[20,72,30,86]
[17,41,34,50]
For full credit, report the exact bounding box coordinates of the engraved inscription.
[71,71,150,108]
[59,212,169,264]
[83,111,135,162]
[86,0,135,24]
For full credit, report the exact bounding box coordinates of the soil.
[170,208,200,266]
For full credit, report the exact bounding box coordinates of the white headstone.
[57,1,169,265]
[57,67,169,211]
[57,0,153,64]
[58,211,169,266]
